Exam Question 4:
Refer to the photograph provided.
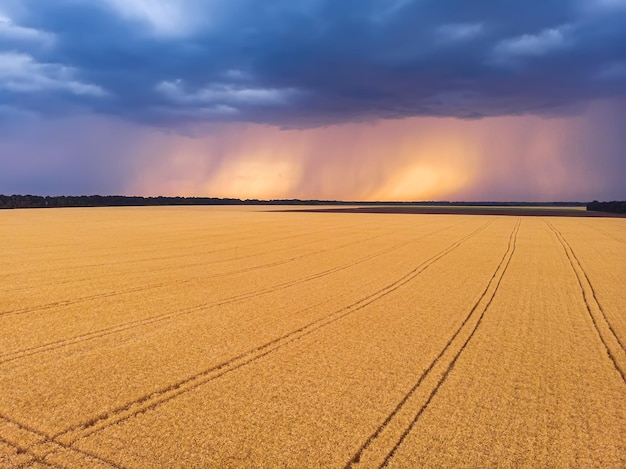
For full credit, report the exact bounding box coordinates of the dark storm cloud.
[2,0,626,126]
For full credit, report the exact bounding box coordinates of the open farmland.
[0,207,625,468]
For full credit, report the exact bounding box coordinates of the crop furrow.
[0,224,460,366]
[345,219,520,469]
[0,228,383,318]
[0,413,121,469]
[0,226,343,294]
[559,231,626,353]
[547,222,626,382]
[0,435,56,469]
[0,224,339,282]
[51,222,491,446]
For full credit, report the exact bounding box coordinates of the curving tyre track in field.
[343,219,520,468]
[43,222,492,452]
[0,225,354,317]
[0,413,121,469]
[547,222,626,383]
[0,223,463,366]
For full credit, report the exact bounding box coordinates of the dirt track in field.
[1,207,624,468]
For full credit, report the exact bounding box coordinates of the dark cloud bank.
[2,0,626,125]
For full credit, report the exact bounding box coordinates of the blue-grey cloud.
[1,0,625,127]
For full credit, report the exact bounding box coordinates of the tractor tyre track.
[547,222,626,383]
[0,224,462,366]
[0,226,354,318]
[0,414,121,469]
[0,224,343,290]
[344,219,520,469]
[49,222,491,448]
[0,435,58,469]
[0,225,341,295]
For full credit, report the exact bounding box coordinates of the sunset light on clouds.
[130,106,624,201]
[1,0,625,200]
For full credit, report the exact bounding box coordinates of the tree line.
[0,195,336,209]
[586,201,626,214]
[0,194,593,209]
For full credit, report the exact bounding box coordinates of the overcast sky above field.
[1,0,625,201]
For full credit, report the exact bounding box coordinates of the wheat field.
[0,207,624,468]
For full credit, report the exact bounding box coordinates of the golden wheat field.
[0,206,625,468]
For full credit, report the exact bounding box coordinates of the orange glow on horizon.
[130,108,600,201]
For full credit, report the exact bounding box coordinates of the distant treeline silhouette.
[587,200,626,214]
[0,195,329,209]
[0,194,589,209]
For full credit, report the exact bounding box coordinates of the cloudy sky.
[1,0,625,201]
